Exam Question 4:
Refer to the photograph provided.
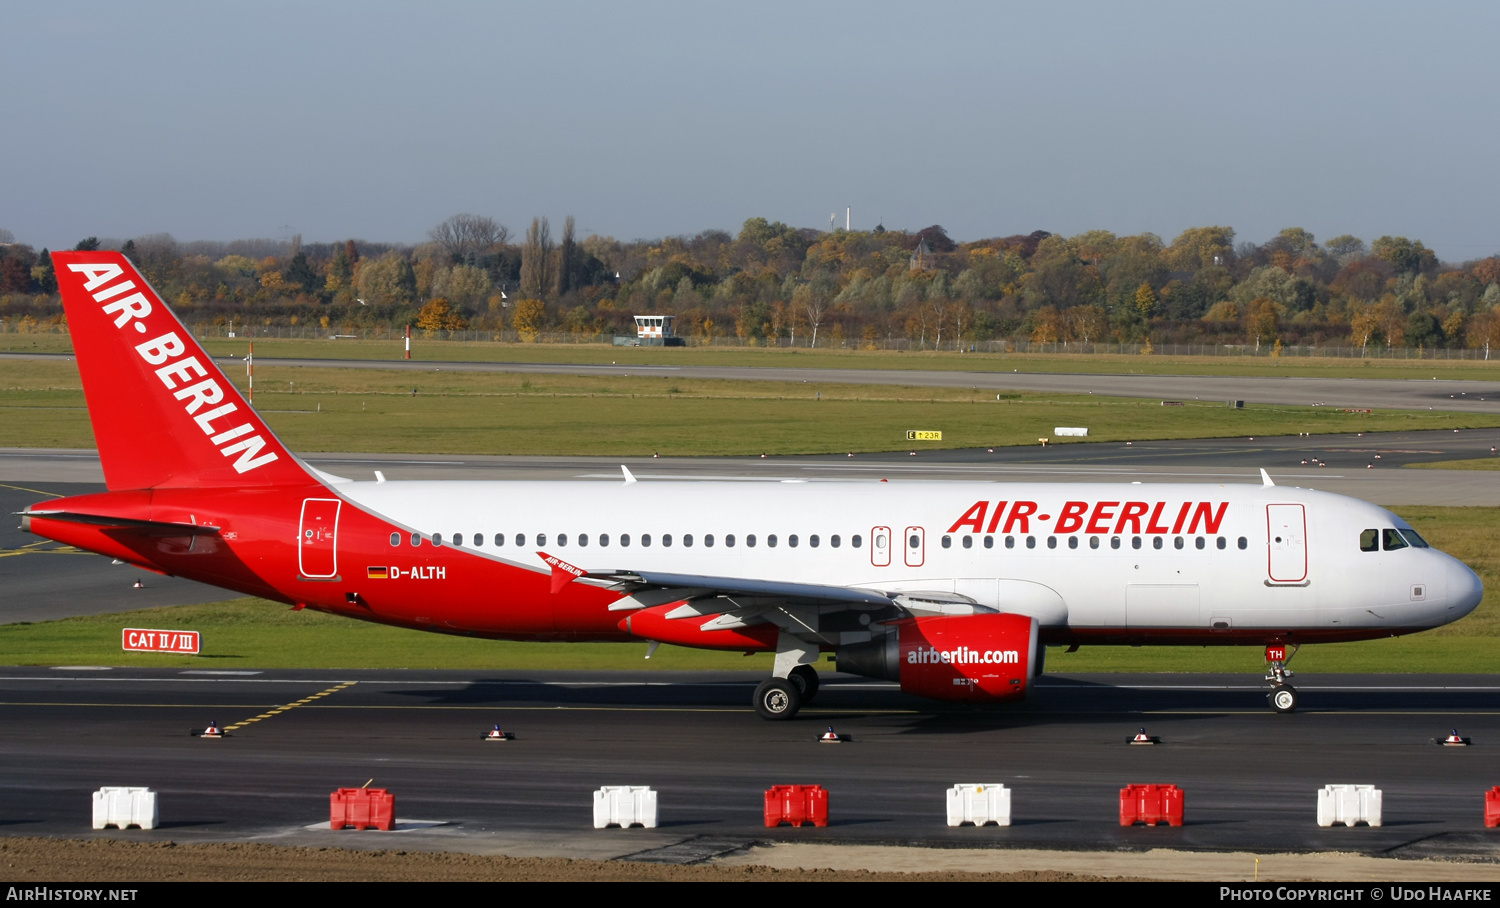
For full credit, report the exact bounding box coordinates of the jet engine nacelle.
[836,613,1039,703]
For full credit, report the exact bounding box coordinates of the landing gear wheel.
[754,678,802,720]
[788,665,820,703]
[1269,684,1298,714]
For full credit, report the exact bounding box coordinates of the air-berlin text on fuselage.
[946,500,1229,536]
[64,263,278,475]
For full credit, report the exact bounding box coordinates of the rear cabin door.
[871,526,891,567]
[904,526,925,568]
[1266,503,1307,583]
[299,498,341,578]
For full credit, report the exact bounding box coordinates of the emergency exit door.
[299,498,341,578]
[904,526,925,567]
[1266,503,1307,583]
[871,526,891,567]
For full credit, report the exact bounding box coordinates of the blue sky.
[5,1,1498,260]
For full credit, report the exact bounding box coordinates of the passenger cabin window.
[852,534,862,548]
[830,535,840,548]
[1216,537,1226,550]
[641,534,651,547]
[789,535,798,548]
[963,536,973,549]
[514,533,525,546]
[475,533,485,546]
[1382,528,1408,551]
[578,534,588,547]
[942,536,952,549]
[1152,537,1163,550]
[1360,529,1379,552]
[390,532,400,546]
[1237,536,1248,549]
[1111,536,1121,549]
[1047,536,1057,549]
[726,534,735,547]
[810,535,819,548]
[1194,536,1204,550]
[599,534,609,547]
[704,534,714,547]
[535,533,545,546]
[495,533,504,546]
[984,536,994,549]
[768,534,778,548]
[663,534,673,547]
[557,533,566,546]
[1088,536,1099,550]
[1132,537,1142,550]
[411,533,422,547]
[747,534,757,547]
[453,533,463,546]
[620,533,630,547]
[1005,536,1015,549]
[1026,536,1036,549]
[433,533,443,547]
[682,534,692,547]
[1067,536,1078,549]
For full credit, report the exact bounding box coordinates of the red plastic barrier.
[764,785,829,828]
[330,787,395,831]
[1485,787,1500,828]
[1119,784,1184,827]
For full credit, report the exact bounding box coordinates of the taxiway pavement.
[3,668,1499,863]
[6,351,1500,413]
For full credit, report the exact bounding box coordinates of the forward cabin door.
[299,498,341,579]
[1266,503,1307,583]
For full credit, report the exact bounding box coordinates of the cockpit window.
[1382,528,1408,551]
[1359,529,1378,552]
[1398,528,1430,549]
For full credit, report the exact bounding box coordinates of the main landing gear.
[753,666,819,720]
[754,634,821,720]
[1265,642,1301,713]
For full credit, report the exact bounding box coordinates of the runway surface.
[6,351,1500,412]
[3,667,1499,862]
[4,427,1497,624]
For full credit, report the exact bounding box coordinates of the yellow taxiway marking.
[0,540,84,559]
[0,482,64,498]
[222,681,357,731]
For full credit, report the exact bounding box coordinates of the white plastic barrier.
[946,783,1011,827]
[1054,427,1088,437]
[92,787,158,830]
[1316,784,1382,827]
[593,785,658,829]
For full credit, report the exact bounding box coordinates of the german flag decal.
[367,566,389,580]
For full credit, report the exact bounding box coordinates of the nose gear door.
[299,498,341,579]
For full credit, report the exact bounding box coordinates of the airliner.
[19,252,1484,719]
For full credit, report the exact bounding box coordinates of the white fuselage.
[339,478,1482,639]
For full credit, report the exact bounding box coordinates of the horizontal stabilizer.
[21,510,221,536]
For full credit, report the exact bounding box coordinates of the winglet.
[538,551,586,594]
[1260,468,1275,487]
[621,465,637,485]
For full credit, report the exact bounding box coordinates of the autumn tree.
[555,215,577,297]
[417,297,456,331]
[1068,305,1107,345]
[1244,298,1280,350]
[1134,282,1158,318]
[520,218,553,300]
[429,214,508,263]
[512,298,547,342]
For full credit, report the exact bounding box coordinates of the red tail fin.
[52,251,313,491]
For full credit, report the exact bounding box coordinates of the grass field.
[5,331,1500,380]
[2,505,1495,673]
[1410,458,1500,471]
[3,359,1495,456]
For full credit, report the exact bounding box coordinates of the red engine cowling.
[836,613,1039,703]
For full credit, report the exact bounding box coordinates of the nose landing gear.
[1265,642,1301,713]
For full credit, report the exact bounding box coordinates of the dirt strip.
[0,838,1120,882]
[716,844,1500,883]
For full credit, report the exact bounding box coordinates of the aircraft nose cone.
[1448,558,1484,619]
